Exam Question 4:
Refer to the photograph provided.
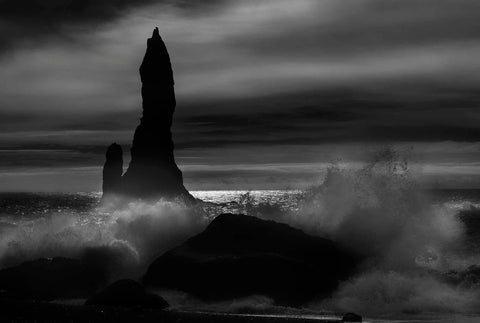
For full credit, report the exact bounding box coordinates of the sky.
[1,0,480,191]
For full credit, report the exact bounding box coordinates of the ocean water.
[0,186,480,323]
[1,189,478,221]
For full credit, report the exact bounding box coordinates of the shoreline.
[0,299,343,323]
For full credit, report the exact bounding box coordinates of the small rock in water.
[342,312,362,322]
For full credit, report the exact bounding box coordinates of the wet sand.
[0,299,342,323]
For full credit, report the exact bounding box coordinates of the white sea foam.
[0,197,208,280]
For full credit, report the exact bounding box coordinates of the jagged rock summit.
[102,28,192,201]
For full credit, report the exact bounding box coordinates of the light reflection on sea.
[191,190,304,215]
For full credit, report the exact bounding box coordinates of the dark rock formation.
[0,257,105,301]
[102,28,192,200]
[342,312,362,322]
[85,279,168,309]
[143,214,358,306]
[102,143,123,197]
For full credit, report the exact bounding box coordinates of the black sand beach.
[0,299,342,323]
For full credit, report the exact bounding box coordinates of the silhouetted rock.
[143,214,358,306]
[342,312,362,322]
[0,257,105,301]
[102,143,123,197]
[85,279,168,309]
[102,28,192,201]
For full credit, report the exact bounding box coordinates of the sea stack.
[102,28,192,201]
[102,143,123,197]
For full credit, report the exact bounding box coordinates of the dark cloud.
[0,110,137,132]
[0,0,227,53]
[2,86,480,155]
[172,88,480,149]
[0,148,100,170]
[227,0,480,59]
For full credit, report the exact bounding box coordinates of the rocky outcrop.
[102,28,192,201]
[342,313,362,322]
[102,143,123,197]
[143,214,358,306]
[0,257,106,300]
[85,279,168,309]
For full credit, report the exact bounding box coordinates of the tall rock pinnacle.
[102,28,192,200]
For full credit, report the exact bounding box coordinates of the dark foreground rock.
[102,28,192,201]
[86,279,168,309]
[0,257,105,301]
[143,214,358,306]
[342,312,362,322]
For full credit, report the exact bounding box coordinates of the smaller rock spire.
[102,143,123,197]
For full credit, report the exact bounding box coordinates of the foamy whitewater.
[1,155,480,322]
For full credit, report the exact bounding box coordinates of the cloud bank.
[1,0,480,190]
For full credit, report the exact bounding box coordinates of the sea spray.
[0,197,208,281]
[292,149,477,315]
[0,149,479,315]
[235,149,463,270]
[232,148,478,315]
[322,270,480,315]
